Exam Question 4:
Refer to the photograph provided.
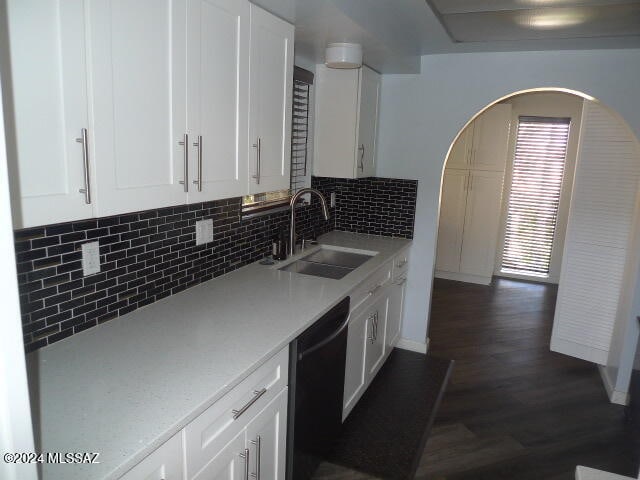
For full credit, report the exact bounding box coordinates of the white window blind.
[291,78,310,193]
[501,116,571,277]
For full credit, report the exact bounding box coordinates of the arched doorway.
[421,88,640,478]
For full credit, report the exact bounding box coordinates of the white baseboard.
[435,270,491,285]
[576,466,635,480]
[396,337,429,354]
[598,365,630,406]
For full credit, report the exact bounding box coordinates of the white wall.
[376,49,640,347]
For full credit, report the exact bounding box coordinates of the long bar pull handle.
[252,138,261,184]
[76,128,91,204]
[193,135,202,192]
[232,388,267,420]
[250,436,261,480]
[240,448,250,480]
[178,134,189,192]
[358,144,365,171]
[368,314,375,344]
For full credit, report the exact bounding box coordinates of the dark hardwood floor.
[314,277,637,479]
[420,277,637,480]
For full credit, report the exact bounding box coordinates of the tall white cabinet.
[6,0,293,227]
[6,0,94,228]
[313,65,380,178]
[435,104,511,285]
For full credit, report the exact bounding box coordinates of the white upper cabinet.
[446,126,473,170]
[248,4,294,195]
[469,104,512,171]
[87,0,187,217]
[186,0,250,202]
[6,0,94,228]
[7,0,294,227]
[356,66,380,177]
[313,65,381,179]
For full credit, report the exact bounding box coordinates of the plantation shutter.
[290,67,313,194]
[501,116,571,277]
[552,102,640,364]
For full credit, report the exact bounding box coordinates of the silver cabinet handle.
[250,436,261,480]
[358,144,365,171]
[252,138,261,184]
[76,128,91,204]
[178,133,189,192]
[373,312,379,341]
[368,283,383,296]
[396,259,408,268]
[394,276,408,286]
[240,448,250,480]
[368,313,375,344]
[232,388,267,420]
[193,135,202,192]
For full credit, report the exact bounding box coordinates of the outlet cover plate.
[195,219,214,246]
[81,241,101,276]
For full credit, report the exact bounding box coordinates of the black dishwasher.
[286,296,350,480]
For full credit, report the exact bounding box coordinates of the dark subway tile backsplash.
[313,176,418,239]
[15,176,416,353]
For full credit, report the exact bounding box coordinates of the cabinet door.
[460,170,505,278]
[88,0,187,216]
[245,389,287,480]
[312,66,360,179]
[186,0,249,202]
[436,169,469,273]
[446,125,473,170]
[191,431,246,480]
[6,0,93,228]
[119,432,183,480]
[355,66,380,178]
[343,306,368,418]
[386,278,406,350]
[365,294,388,379]
[248,4,293,194]
[470,104,511,172]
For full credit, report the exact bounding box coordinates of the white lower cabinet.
[119,347,288,480]
[343,288,390,420]
[192,389,287,480]
[343,251,410,421]
[191,431,245,480]
[244,388,288,480]
[386,275,406,351]
[118,431,184,480]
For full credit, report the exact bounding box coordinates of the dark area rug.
[327,348,454,479]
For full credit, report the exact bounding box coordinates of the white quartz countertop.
[27,231,411,480]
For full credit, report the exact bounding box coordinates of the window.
[501,116,571,277]
[242,66,313,215]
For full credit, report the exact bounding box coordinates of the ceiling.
[252,0,640,73]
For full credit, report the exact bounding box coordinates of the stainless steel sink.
[278,246,375,279]
[300,248,373,269]
[279,260,354,279]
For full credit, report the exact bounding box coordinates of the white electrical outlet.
[330,192,336,208]
[81,241,101,276]
[195,219,214,246]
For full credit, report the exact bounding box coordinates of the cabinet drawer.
[184,346,288,478]
[393,249,410,280]
[349,263,392,312]
[119,431,183,480]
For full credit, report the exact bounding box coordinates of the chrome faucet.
[289,188,330,256]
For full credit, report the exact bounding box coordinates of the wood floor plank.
[425,278,637,480]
